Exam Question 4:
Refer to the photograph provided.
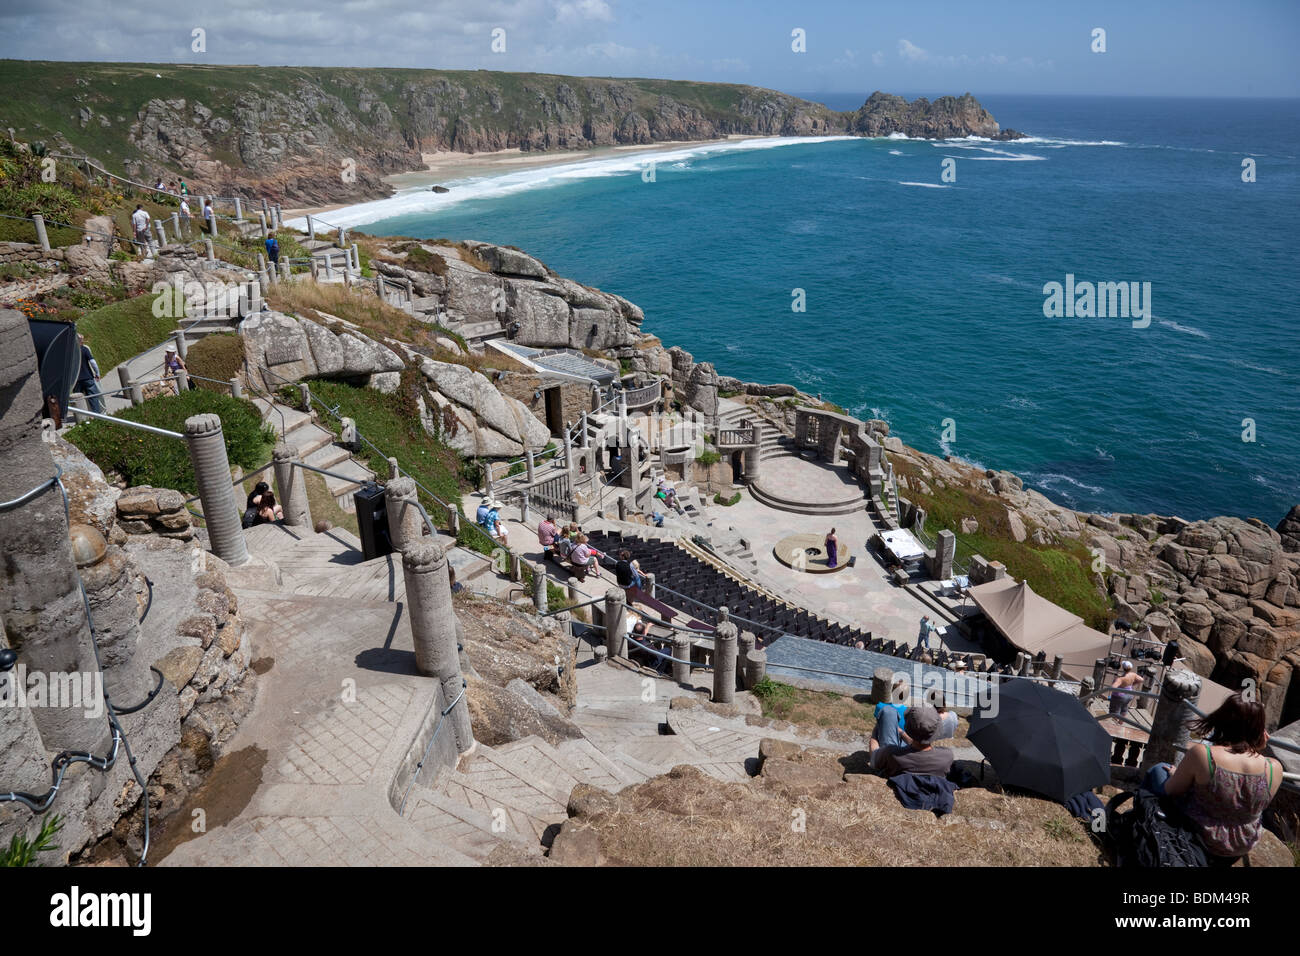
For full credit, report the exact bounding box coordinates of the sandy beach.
[281,135,762,219]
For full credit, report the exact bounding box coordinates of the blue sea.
[321,95,1300,524]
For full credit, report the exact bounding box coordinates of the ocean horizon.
[318,93,1300,526]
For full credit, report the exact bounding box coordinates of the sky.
[0,0,1297,98]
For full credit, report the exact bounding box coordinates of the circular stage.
[773,533,851,574]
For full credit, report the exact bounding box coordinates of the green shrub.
[186,333,245,392]
[1,814,62,867]
[697,448,721,466]
[66,390,273,494]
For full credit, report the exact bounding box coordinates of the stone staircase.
[249,395,376,509]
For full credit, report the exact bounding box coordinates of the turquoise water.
[343,95,1300,524]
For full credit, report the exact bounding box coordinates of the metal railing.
[396,678,468,816]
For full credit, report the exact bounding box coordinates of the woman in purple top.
[824,528,838,568]
[1144,693,1283,864]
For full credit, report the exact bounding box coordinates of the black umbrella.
[967,679,1112,803]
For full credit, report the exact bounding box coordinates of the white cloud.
[555,0,613,24]
[872,50,885,67]
[898,39,928,62]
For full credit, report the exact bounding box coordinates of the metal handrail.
[66,407,184,438]
[396,678,468,816]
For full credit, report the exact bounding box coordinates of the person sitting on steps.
[1141,693,1284,866]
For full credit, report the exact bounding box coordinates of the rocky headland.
[0,60,1022,204]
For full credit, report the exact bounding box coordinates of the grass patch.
[752,678,878,734]
[66,389,273,495]
[1042,817,1085,843]
[302,470,358,538]
[306,372,467,517]
[712,491,741,506]
[76,292,181,372]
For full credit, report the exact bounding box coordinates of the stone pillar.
[525,449,536,484]
[712,617,739,704]
[580,411,590,447]
[1014,651,1028,676]
[519,492,529,523]
[204,237,215,263]
[737,630,756,688]
[272,443,312,529]
[258,211,268,238]
[173,328,188,360]
[400,543,473,752]
[155,219,167,246]
[170,212,181,240]
[32,213,50,252]
[741,438,761,484]
[384,477,422,552]
[745,649,767,690]
[671,632,692,684]
[230,377,242,399]
[617,495,627,522]
[323,253,334,279]
[591,385,602,412]
[533,564,548,612]
[118,366,142,407]
[306,215,316,240]
[446,503,460,536]
[299,381,311,412]
[274,204,283,229]
[233,197,243,221]
[1078,675,1096,700]
[1141,669,1202,772]
[185,413,249,566]
[351,243,361,274]
[508,550,523,584]
[387,457,400,480]
[279,259,290,280]
[1050,655,1064,681]
[934,529,956,579]
[1092,658,1108,695]
[643,571,655,598]
[604,588,627,659]
[871,666,894,704]
[175,368,189,392]
[0,308,106,755]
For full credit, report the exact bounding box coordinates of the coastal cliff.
[0,60,1021,204]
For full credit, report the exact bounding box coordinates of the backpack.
[1105,790,1209,868]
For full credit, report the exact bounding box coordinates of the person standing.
[825,527,839,568]
[265,233,280,266]
[917,615,941,650]
[202,198,216,236]
[129,204,151,254]
[179,196,192,238]
[163,346,189,394]
[1109,661,1143,719]
[75,334,103,414]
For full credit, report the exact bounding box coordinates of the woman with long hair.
[1143,693,1284,865]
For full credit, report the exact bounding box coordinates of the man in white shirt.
[129,204,151,253]
[179,197,192,237]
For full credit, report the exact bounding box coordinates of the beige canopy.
[967,578,1111,679]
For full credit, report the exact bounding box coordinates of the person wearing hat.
[482,499,508,546]
[869,703,955,778]
[163,346,189,393]
[1109,660,1142,719]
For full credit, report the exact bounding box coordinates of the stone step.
[324,456,376,498]
[303,440,349,473]
[287,422,336,459]
[747,479,869,516]
[493,736,586,797]
[554,737,647,790]
[435,747,569,843]
[403,786,534,860]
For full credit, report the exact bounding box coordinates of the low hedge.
[66,390,274,495]
[186,332,245,392]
